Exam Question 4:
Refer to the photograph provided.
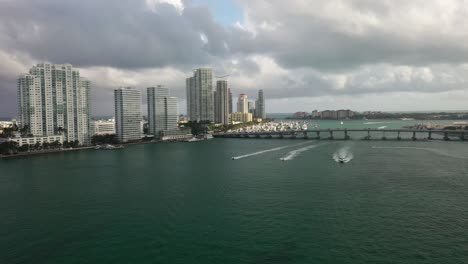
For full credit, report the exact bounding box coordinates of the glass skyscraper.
[114,87,142,143]
[186,68,214,122]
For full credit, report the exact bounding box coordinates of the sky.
[1,0,468,117]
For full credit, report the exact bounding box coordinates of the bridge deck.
[213,129,467,141]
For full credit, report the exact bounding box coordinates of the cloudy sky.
[1,0,468,117]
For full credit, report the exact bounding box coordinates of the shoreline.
[0,139,166,159]
[0,146,95,159]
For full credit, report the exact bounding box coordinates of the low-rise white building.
[8,135,64,146]
[93,120,116,135]
[230,112,253,123]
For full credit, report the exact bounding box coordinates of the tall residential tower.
[18,63,91,145]
[214,80,229,125]
[237,94,248,113]
[186,68,214,122]
[147,85,179,137]
[114,87,142,143]
[256,89,266,119]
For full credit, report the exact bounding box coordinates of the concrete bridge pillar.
[329,130,334,140]
[428,131,433,140]
[316,131,320,140]
[365,130,371,140]
[303,131,308,139]
[412,131,417,141]
[382,131,387,140]
[279,133,284,139]
[397,131,401,140]
[344,130,350,140]
[444,132,450,141]
[461,133,465,141]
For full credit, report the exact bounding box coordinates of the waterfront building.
[312,110,320,118]
[213,90,217,123]
[8,135,63,147]
[186,68,214,122]
[159,127,193,141]
[321,110,337,119]
[230,112,253,123]
[228,88,233,114]
[93,120,116,135]
[293,112,309,119]
[178,116,189,124]
[18,63,91,145]
[148,86,179,137]
[114,87,142,143]
[214,80,229,125]
[237,94,248,113]
[318,109,355,119]
[255,89,266,118]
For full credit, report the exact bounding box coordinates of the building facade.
[228,88,233,114]
[148,86,179,137]
[18,63,91,145]
[214,80,229,125]
[248,101,256,115]
[8,135,63,147]
[93,120,116,135]
[230,112,253,123]
[114,87,142,143]
[237,94,248,113]
[255,89,266,119]
[186,68,214,122]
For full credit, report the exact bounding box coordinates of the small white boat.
[186,137,203,142]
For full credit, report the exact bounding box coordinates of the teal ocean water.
[1,120,468,263]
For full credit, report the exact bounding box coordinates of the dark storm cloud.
[1,0,468,115]
[0,0,229,69]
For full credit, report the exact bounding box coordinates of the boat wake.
[333,146,354,163]
[371,146,468,160]
[231,142,313,160]
[280,144,324,161]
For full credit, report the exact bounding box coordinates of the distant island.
[287,110,468,121]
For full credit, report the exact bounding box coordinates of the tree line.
[0,140,81,155]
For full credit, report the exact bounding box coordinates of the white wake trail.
[232,142,313,160]
[280,143,324,161]
[333,146,354,163]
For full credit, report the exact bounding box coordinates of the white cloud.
[146,0,184,13]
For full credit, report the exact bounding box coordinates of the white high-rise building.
[147,86,179,137]
[114,87,142,143]
[214,80,229,125]
[186,68,214,122]
[18,63,91,145]
[237,94,248,113]
[256,89,266,119]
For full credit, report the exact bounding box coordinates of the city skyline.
[3,1,468,117]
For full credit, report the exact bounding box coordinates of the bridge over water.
[213,129,468,141]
